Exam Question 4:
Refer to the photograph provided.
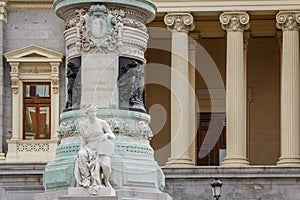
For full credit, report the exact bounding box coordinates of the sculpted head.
[83,104,97,119]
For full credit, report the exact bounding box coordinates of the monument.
[35,0,171,199]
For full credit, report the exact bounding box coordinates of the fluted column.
[220,12,250,166]
[276,11,300,165]
[164,13,194,166]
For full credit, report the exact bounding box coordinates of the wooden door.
[197,113,226,166]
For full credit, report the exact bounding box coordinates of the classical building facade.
[1,0,300,199]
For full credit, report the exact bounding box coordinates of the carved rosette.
[107,118,153,140]
[276,11,300,31]
[220,12,250,32]
[164,13,195,32]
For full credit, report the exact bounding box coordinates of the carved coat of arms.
[78,4,123,52]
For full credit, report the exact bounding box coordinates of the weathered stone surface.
[0,163,46,200]
[162,166,300,200]
[5,11,65,53]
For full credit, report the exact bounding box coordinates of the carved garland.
[58,117,153,140]
[219,12,250,32]
[276,11,300,31]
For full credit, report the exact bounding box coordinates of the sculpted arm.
[102,120,116,140]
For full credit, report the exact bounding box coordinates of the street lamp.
[211,178,223,200]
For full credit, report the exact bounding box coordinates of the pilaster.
[276,11,300,165]
[219,11,250,166]
[164,13,194,166]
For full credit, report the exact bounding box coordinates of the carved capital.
[164,13,195,32]
[0,0,7,23]
[276,11,300,31]
[220,12,250,32]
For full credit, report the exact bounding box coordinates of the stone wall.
[0,163,45,200]
[1,165,300,199]
[162,166,300,200]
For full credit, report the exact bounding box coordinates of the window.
[23,83,51,140]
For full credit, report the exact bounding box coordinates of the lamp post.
[211,178,223,200]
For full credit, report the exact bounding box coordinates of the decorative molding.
[51,77,59,94]
[57,116,153,140]
[55,143,81,157]
[20,67,51,73]
[8,1,54,11]
[17,143,50,152]
[11,76,19,94]
[164,13,194,32]
[0,0,7,23]
[276,11,300,31]
[219,11,250,32]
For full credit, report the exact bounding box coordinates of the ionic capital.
[276,11,300,31]
[0,0,7,23]
[164,13,195,33]
[219,12,250,32]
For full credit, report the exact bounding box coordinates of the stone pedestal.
[36,189,172,200]
[41,0,171,199]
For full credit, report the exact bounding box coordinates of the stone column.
[0,0,7,161]
[276,11,300,165]
[219,12,250,166]
[164,13,194,166]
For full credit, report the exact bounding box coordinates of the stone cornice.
[154,0,300,16]
[276,11,300,31]
[164,12,194,32]
[220,11,250,32]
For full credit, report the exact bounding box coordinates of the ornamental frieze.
[58,116,153,140]
[107,118,153,140]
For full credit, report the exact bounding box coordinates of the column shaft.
[276,11,300,165]
[220,12,250,166]
[164,13,194,166]
[277,12,300,165]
